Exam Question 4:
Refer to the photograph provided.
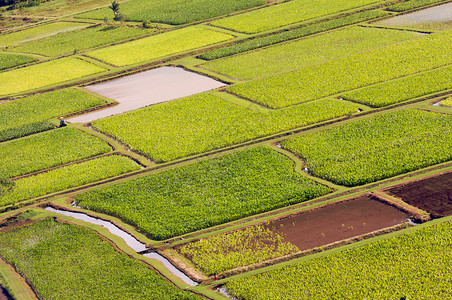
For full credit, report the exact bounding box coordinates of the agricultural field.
[92,94,357,162]
[227,30,452,108]
[76,0,266,25]
[200,26,420,80]
[0,21,90,46]
[75,147,330,240]
[226,219,452,299]
[0,218,201,299]
[281,109,452,186]
[0,155,140,207]
[199,10,390,60]
[210,0,381,33]
[342,65,452,107]
[0,127,111,179]
[0,53,37,70]
[178,225,299,275]
[441,96,452,107]
[7,24,155,57]
[386,0,448,11]
[85,26,234,67]
[0,57,106,96]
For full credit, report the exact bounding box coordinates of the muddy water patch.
[45,207,198,286]
[265,194,412,251]
[68,67,226,123]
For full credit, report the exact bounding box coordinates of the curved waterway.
[45,207,198,286]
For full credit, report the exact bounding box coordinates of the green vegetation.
[0,21,89,46]
[0,57,106,96]
[199,10,390,60]
[441,96,452,108]
[0,53,37,70]
[179,225,299,275]
[210,0,381,33]
[3,0,112,17]
[342,65,452,107]
[0,88,104,138]
[0,218,201,299]
[200,26,419,80]
[386,0,448,12]
[227,30,452,108]
[0,178,15,197]
[0,127,111,179]
[76,0,266,25]
[0,155,140,207]
[92,93,357,162]
[8,25,154,57]
[281,109,452,186]
[85,26,233,66]
[227,220,452,299]
[76,147,330,240]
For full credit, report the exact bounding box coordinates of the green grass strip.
[76,0,266,25]
[226,220,452,299]
[7,25,155,57]
[200,26,418,80]
[85,26,233,67]
[0,127,111,179]
[92,93,358,162]
[0,88,104,133]
[199,10,389,60]
[0,218,201,299]
[386,0,448,11]
[0,53,37,70]
[342,65,452,107]
[227,30,452,108]
[281,109,452,187]
[76,147,331,240]
[0,57,106,96]
[210,0,382,33]
[0,155,140,207]
[0,21,89,46]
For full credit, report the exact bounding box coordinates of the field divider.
[0,257,38,300]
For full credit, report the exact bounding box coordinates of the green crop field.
[92,94,357,162]
[0,155,140,207]
[226,220,452,299]
[342,65,452,107]
[281,109,452,186]
[85,26,233,66]
[199,10,390,60]
[76,0,266,25]
[0,53,37,70]
[75,147,330,240]
[386,0,448,11]
[0,121,54,143]
[0,127,111,179]
[179,225,299,275]
[0,21,89,46]
[227,30,452,108]
[210,0,381,33]
[0,218,201,299]
[200,26,419,80]
[0,57,106,96]
[441,96,452,108]
[8,25,155,57]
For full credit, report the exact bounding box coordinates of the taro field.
[0,0,451,299]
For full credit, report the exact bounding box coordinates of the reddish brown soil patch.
[0,286,12,300]
[386,172,452,218]
[264,195,410,251]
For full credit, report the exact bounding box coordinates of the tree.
[109,0,120,18]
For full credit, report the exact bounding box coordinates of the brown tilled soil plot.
[386,172,452,217]
[265,195,410,251]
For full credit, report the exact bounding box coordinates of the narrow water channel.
[45,207,198,286]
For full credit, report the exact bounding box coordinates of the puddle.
[377,2,452,26]
[68,67,226,123]
[216,286,236,299]
[45,206,198,286]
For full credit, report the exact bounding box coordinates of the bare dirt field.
[68,66,226,123]
[264,195,411,251]
[386,172,452,218]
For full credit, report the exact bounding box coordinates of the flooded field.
[264,195,411,251]
[386,172,452,217]
[68,66,226,123]
[376,2,452,30]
